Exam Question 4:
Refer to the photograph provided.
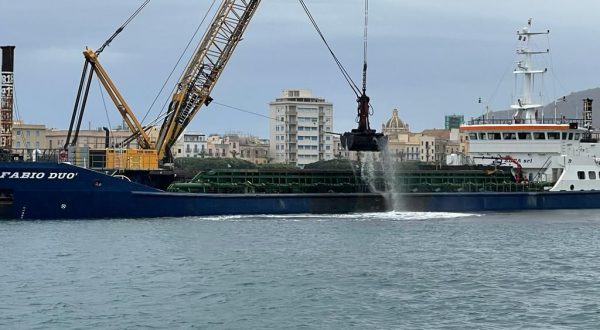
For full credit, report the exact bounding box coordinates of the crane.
[66,0,261,169]
[156,0,261,162]
[475,155,528,183]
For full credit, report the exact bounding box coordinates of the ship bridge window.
[533,132,546,140]
[568,133,574,140]
[574,133,581,140]
[518,132,532,140]
[478,133,487,140]
[469,133,478,140]
[562,132,568,140]
[578,171,585,180]
[547,132,560,140]
[589,171,597,180]
[487,132,502,140]
[502,132,517,140]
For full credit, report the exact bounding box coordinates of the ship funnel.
[1,46,15,151]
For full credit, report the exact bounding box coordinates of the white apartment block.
[269,89,334,167]
[172,131,207,158]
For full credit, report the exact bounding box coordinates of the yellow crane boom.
[156,0,261,161]
[82,49,154,150]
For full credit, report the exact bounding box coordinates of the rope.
[213,101,282,122]
[96,0,151,55]
[96,76,113,144]
[11,84,26,147]
[362,0,368,92]
[545,33,568,99]
[298,0,361,97]
[212,101,342,135]
[141,0,218,124]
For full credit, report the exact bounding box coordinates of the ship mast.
[511,19,549,124]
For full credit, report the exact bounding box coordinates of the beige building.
[12,121,47,150]
[382,109,421,161]
[238,135,270,165]
[10,121,268,167]
[46,127,140,151]
[201,133,270,165]
[206,134,228,158]
[380,109,468,164]
[419,129,450,163]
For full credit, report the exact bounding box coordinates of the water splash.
[360,152,379,192]
[380,145,404,211]
[357,144,406,211]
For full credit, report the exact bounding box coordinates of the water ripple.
[1,210,600,328]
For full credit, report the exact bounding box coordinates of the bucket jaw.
[341,130,387,152]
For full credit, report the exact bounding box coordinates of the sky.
[3,0,600,138]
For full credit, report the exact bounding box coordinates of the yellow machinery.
[105,149,158,170]
[65,0,261,170]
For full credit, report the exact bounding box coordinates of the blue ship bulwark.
[0,162,387,219]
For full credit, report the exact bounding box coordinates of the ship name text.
[0,172,78,180]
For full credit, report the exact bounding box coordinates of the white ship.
[461,19,600,192]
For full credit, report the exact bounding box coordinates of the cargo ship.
[2,151,600,219]
[4,9,600,219]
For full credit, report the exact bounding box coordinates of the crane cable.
[96,77,113,143]
[362,0,368,93]
[141,0,218,124]
[11,85,27,147]
[216,2,371,129]
[362,0,374,117]
[298,0,361,98]
[213,101,282,122]
[96,0,151,55]
[89,0,150,145]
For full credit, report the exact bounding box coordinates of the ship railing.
[396,181,548,193]
[465,118,585,126]
[1,148,61,163]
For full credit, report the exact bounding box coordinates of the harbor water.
[2,210,600,329]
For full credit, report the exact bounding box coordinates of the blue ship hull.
[1,162,599,220]
[395,191,600,212]
[0,162,387,220]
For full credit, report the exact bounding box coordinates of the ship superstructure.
[461,19,600,184]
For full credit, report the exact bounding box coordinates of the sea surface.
[2,210,600,329]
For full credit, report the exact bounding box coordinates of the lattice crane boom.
[156,0,261,161]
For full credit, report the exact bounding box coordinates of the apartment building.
[269,89,334,167]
